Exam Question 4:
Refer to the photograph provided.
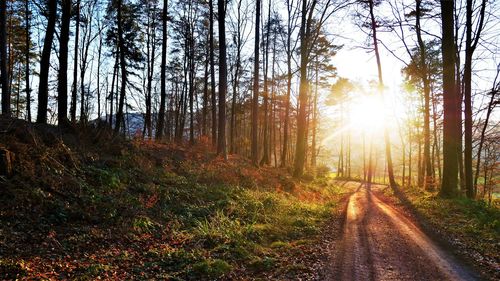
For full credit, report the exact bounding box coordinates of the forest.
[0,0,499,280]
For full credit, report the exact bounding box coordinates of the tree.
[58,0,72,126]
[474,66,499,194]
[251,0,261,166]
[309,31,338,171]
[78,0,99,123]
[463,0,487,198]
[439,0,459,197]
[25,0,31,121]
[364,0,397,187]
[115,0,127,133]
[217,0,227,158]
[209,0,217,146]
[293,0,310,177]
[6,0,34,119]
[260,0,272,166]
[36,0,57,124]
[328,77,353,177]
[0,0,10,117]
[401,39,442,189]
[293,0,344,177]
[140,0,159,139]
[414,0,433,190]
[70,0,80,123]
[157,0,168,140]
[281,0,299,167]
[105,0,143,133]
[228,0,250,154]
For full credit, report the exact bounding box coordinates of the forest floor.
[0,118,351,280]
[1,118,499,280]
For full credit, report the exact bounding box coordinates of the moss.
[190,259,232,279]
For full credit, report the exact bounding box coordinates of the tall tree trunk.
[109,51,118,127]
[417,132,423,186]
[157,0,168,140]
[0,0,10,117]
[293,0,313,177]
[368,0,396,187]
[251,0,261,165]
[415,0,433,190]
[281,0,293,167]
[97,21,103,120]
[270,32,277,167]
[71,0,80,123]
[311,61,319,170]
[440,0,459,197]
[408,125,412,187]
[260,0,271,165]
[189,20,196,144]
[145,6,156,139]
[114,0,127,134]
[209,0,217,147]
[36,0,57,124]
[464,0,486,198]
[363,132,367,181]
[230,0,243,154]
[217,0,227,158]
[202,30,209,138]
[58,0,71,126]
[431,89,442,182]
[25,0,31,121]
[474,85,497,194]
[79,9,94,124]
[402,140,406,187]
[367,141,374,185]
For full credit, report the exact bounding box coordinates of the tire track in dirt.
[325,182,478,281]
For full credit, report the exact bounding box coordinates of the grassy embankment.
[0,120,348,280]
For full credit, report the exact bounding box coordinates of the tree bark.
[157,0,168,140]
[0,0,10,117]
[440,0,459,197]
[97,21,103,120]
[293,0,312,177]
[463,0,486,198]
[114,0,127,134]
[260,0,272,166]
[251,0,261,166]
[230,0,243,154]
[36,0,57,124]
[415,0,433,190]
[25,0,31,121]
[71,0,80,123]
[209,0,217,147]
[58,0,71,126]
[217,0,227,158]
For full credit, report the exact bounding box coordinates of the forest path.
[325,181,477,281]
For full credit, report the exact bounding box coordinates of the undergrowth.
[0,120,344,280]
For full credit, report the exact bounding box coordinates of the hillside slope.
[0,118,347,280]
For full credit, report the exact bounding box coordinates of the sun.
[348,95,386,133]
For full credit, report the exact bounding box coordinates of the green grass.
[159,182,338,278]
[35,162,341,279]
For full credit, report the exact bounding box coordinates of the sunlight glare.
[348,95,386,133]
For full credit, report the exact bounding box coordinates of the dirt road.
[326,182,478,281]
